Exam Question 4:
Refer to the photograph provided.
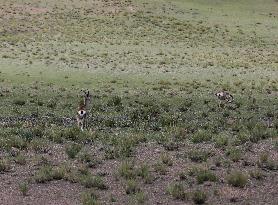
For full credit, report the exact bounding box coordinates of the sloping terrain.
[0,0,277,204]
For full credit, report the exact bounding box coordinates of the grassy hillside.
[0,0,277,204]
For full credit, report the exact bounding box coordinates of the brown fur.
[76,90,91,131]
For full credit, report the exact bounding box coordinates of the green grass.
[0,0,277,204]
[227,171,248,188]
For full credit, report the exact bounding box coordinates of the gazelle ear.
[82,90,87,96]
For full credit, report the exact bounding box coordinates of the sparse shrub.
[104,118,116,128]
[191,130,212,143]
[167,183,188,200]
[0,159,11,172]
[226,148,242,162]
[236,131,251,144]
[52,166,67,180]
[37,156,50,166]
[19,129,35,142]
[259,152,269,164]
[163,140,179,151]
[179,171,187,180]
[32,126,44,138]
[37,101,44,106]
[34,165,53,183]
[61,127,83,141]
[66,143,82,159]
[80,175,107,190]
[118,161,136,180]
[250,124,271,142]
[213,133,229,148]
[258,152,278,170]
[192,190,207,204]
[47,99,57,109]
[249,169,263,180]
[227,171,248,188]
[19,182,29,196]
[196,169,217,184]
[109,194,116,203]
[137,164,153,184]
[30,138,48,153]
[105,134,143,159]
[274,140,278,151]
[179,100,192,112]
[6,136,27,150]
[108,95,122,106]
[78,165,90,176]
[125,179,140,195]
[188,150,211,162]
[81,190,100,205]
[79,152,101,168]
[153,162,167,175]
[159,114,178,127]
[160,153,173,166]
[135,191,147,204]
[14,154,26,165]
[14,99,26,106]
[48,128,64,143]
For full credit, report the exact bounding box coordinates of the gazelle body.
[76,90,91,131]
[215,91,233,107]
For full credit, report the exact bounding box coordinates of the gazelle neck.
[84,98,90,110]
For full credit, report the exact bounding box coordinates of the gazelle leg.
[79,120,83,131]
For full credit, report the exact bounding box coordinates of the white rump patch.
[78,110,86,118]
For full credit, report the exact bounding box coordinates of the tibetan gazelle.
[215,91,234,103]
[76,90,91,131]
[215,91,234,107]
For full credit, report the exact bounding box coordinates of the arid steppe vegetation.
[0,0,277,204]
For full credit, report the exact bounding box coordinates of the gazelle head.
[81,90,91,109]
[215,90,234,103]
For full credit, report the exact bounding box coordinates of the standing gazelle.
[76,90,91,131]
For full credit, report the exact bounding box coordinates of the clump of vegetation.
[153,162,167,175]
[81,190,100,205]
[19,182,29,196]
[191,130,212,143]
[195,169,218,184]
[136,164,153,184]
[213,133,229,148]
[118,161,136,179]
[160,152,173,166]
[249,169,263,180]
[108,95,122,106]
[227,171,248,188]
[225,148,242,162]
[188,150,211,162]
[0,159,11,172]
[135,191,147,204]
[258,152,277,170]
[14,154,27,165]
[125,179,140,195]
[65,143,82,159]
[188,166,217,184]
[34,165,54,183]
[52,165,68,180]
[250,124,273,142]
[13,99,26,106]
[79,152,101,168]
[192,190,207,204]
[167,183,188,200]
[80,174,107,190]
[30,138,49,153]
